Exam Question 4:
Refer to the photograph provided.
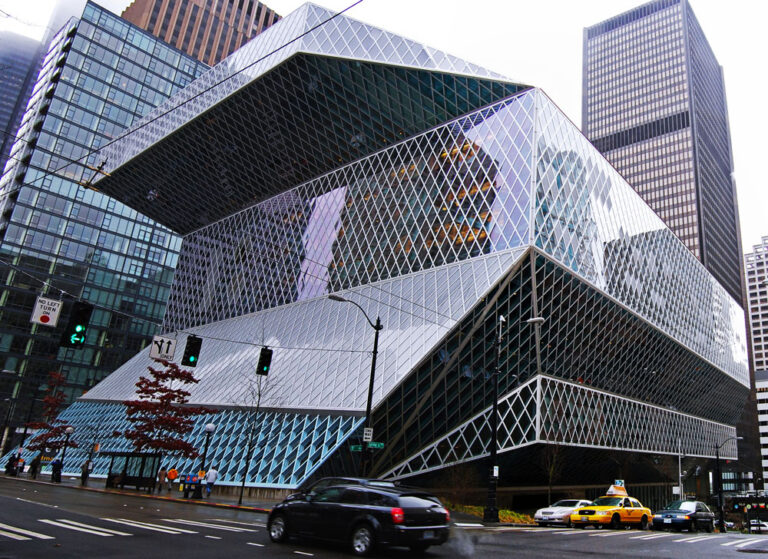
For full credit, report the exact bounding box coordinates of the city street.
[1,478,768,558]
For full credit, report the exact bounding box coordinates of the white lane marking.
[293,552,314,557]
[207,519,266,527]
[53,519,132,536]
[205,535,222,540]
[454,522,483,527]
[630,533,673,540]
[589,531,627,537]
[0,528,31,541]
[0,522,55,540]
[101,518,195,534]
[554,531,582,535]
[247,542,265,547]
[735,538,764,549]
[16,497,60,510]
[163,519,257,532]
[722,539,743,547]
[38,519,112,536]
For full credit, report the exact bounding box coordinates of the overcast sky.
[2,0,766,253]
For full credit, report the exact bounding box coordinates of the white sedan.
[535,499,594,527]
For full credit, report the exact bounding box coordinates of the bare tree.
[231,370,283,505]
[541,442,565,504]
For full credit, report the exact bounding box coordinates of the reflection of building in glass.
[0,2,207,434]
[583,0,743,305]
[23,4,749,499]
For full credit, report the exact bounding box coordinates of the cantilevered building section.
[583,0,743,305]
[34,3,748,493]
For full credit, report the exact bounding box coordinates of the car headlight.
[596,511,610,516]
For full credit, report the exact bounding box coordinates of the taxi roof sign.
[605,484,628,496]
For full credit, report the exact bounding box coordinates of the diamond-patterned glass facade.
[22,5,748,487]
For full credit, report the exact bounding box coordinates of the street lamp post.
[193,423,216,498]
[16,395,42,462]
[329,294,382,477]
[61,426,75,472]
[0,398,14,455]
[483,315,505,523]
[715,435,743,532]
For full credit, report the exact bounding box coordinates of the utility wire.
[13,0,366,195]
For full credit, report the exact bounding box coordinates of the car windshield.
[552,500,581,507]
[593,497,623,506]
[663,500,695,512]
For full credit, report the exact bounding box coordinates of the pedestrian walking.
[29,454,41,479]
[50,458,62,483]
[167,466,178,494]
[204,466,218,498]
[156,465,167,493]
[80,460,90,486]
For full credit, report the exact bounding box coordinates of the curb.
[2,475,273,514]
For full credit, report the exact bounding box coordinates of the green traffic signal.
[75,324,84,332]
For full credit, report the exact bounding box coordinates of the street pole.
[16,397,39,461]
[678,437,683,498]
[715,435,743,532]
[328,295,382,478]
[483,315,505,523]
[194,423,216,498]
[61,426,74,472]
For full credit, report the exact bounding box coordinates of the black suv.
[286,477,397,501]
[267,482,450,555]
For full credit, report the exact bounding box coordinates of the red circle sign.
[40,315,50,323]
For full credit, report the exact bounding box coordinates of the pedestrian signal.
[257,347,272,376]
[59,301,94,347]
[181,335,203,367]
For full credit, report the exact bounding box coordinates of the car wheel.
[689,520,697,533]
[351,523,375,557]
[705,520,714,533]
[268,515,288,543]
[409,543,430,554]
[609,515,621,530]
[565,519,572,528]
[639,516,649,530]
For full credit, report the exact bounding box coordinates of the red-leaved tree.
[123,359,217,457]
[26,371,78,454]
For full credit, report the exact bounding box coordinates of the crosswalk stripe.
[53,519,132,536]
[163,519,257,532]
[39,519,112,536]
[589,531,627,537]
[101,518,196,534]
[0,528,31,541]
[735,538,763,548]
[207,519,266,528]
[722,539,743,547]
[247,542,265,547]
[0,521,54,540]
[674,535,718,543]
[630,533,673,540]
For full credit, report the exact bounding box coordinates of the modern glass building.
[0,2,207,440]
[582,0,743,305]
[28,3,748,495]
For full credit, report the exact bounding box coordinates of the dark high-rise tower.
[0,33,42,171]
[121,0,281,66]
[583,0,743,304]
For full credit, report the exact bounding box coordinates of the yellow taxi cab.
[570,485,652,529]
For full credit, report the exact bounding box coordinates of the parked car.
[534,499,594,527]
[651,500,715,532]
[286,477,397,501]
[570,485,652,529]
[268,482,450,555]
[749,519,768,531]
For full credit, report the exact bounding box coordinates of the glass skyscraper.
[0,2,207,439]
[582,0,743,305]
[22,4,749,501]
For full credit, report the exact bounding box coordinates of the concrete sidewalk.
[1,472,280,513]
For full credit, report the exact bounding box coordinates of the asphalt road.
[2,478,768,558]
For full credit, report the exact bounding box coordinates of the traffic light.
[59,301,94,347]
[257,347,273,376]
[181,335,203,367]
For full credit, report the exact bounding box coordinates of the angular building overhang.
[92,3,527,234]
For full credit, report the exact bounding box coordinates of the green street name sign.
[368,441,384,449]
[350,445,363,452]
